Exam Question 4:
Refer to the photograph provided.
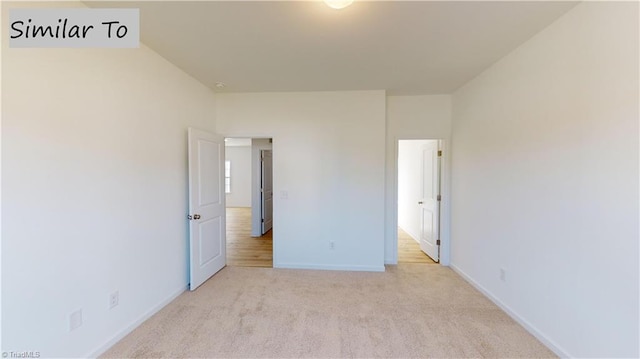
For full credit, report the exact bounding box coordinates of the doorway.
[397,139,441,264]
[224,137,273,267]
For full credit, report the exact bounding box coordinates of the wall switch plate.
[109,291,119,309]
[499,268,506,282]
[330,241,335,250]
[69,309,82,331]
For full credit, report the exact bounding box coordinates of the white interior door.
[419,141,440,262]
[261,150,273,234]
[188,128,226,291]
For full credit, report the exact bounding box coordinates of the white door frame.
[391,137,450,266]
[222,135,276,266]
[250,139,273,237]
[260,149,273,234]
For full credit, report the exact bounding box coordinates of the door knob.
[194,214,201,220]
[418,201,424,204]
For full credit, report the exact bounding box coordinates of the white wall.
[450,2,639,357]
[217,91,386,271]
[225,145,251,207]
[397,140,431,241]
[385,95,451,264]
[2,12,217,358]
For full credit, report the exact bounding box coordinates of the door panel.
[419,141,440,262]
[188,128,226,291]
[198,217,222,266]
[198,141,221,206]
[261,150,273,234]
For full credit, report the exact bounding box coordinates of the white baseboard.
[86,285,188,358]
[450,264,570,358]
[384,257,398,265]
[274,262,385,272]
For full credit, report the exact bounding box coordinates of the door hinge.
[437,194,441,201]
[437,150,442,157]
[261,218,264,222]
[436,239,441,245]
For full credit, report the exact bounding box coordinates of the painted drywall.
[251,139,272,237]
[2,13,217,359]
[385,95,452,264]
[0,5,5,354]
[397,140,432,241]
[450,2,639,357]
[217,91,386,271]
[225,145,252,207]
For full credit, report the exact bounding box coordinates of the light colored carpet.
[101,265,555,358]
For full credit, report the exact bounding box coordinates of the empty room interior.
[2,1,638,358]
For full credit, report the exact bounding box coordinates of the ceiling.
[88,1,578,95]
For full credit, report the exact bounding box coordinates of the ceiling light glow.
[323,0,354,10]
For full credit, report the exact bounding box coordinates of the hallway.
[226,207,273,267]
[398,227,437,264]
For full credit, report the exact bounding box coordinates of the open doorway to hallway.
[397,139,441,264]
[224,138,273,267]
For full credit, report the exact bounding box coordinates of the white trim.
[385,136,400,264]
[86,285,188,358]
[250,139,273,238]
[223,135,275,263]
[450,264,570,358]
[437,139,451,266]
[275,262,385,272]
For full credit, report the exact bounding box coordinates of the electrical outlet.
[499,268,506,282]
[69,309,82,331]
[330,241,335,250]
[109,291,119,309]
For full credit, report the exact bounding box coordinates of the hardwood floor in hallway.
[226,207,272,267]
[398,227,437,264]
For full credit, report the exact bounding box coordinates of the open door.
[188,128,226,291]
[261,150,273,234]
[419,140,440,262]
